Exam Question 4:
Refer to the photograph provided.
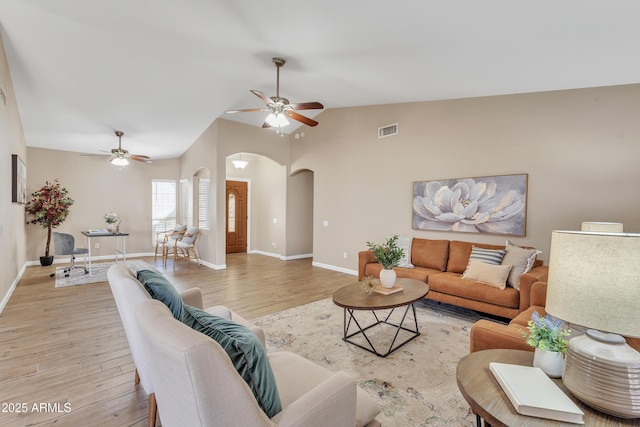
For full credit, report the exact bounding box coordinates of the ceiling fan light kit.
[110,156,129,166]
[225,57,324,132]
[107,130,151,167]
[265,112,289,127]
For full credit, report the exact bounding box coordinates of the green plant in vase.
[524,311,571,377]
[366,235,404,288]
[25,180,74,266]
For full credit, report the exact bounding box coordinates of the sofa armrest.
[179,287,204,309]
[358,250,376,281]
[518,265,548,312]
[271,371,357,426]
[469,319,532,353]
[530,281,547,307]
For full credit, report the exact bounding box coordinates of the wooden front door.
[226,180,247,254]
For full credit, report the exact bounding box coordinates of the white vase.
[533,347,565,378]
[379,269,396,288]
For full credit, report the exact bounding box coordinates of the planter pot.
[533,347,565,378]
[379,268,396,288]
[40,256,54,266]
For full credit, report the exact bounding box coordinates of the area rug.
[54,259,155,287]
[254,298,499,426]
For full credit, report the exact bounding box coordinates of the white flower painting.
[412,174,527,236]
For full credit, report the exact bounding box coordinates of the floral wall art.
[412,173,528,236]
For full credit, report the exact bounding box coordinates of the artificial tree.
[25,180,74,265]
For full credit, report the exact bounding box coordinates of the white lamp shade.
[581,221,624,232]
[232,159,248,169]
[265,113,289,127]
[111,156,129,166]
[546,230,640,338]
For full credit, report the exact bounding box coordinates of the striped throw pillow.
[468,246,506,265]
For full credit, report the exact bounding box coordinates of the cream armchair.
[135,299,382,427]
[107,264,266,427]
[154,224,187,261]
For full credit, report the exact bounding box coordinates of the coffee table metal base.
[342,303,420,358]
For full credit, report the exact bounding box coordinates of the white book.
[489,362,584,424]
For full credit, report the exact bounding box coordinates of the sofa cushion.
[428,272,520,309]
[502,240,542,290]
[364,263,440,282]
[468,246,507,265]
[396,235,414,268]
[447,241,506,274]
[136,269,183,320]
[462,259,512,290]
[182,304,282,418]
[411,239,450,271]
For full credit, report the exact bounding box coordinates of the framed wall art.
[412,173,528,236]
[12,154,27,204]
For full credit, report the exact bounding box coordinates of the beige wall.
[0,33,27,311]
[6,56,640,310]
[286,169,314,257]
[25,148,179,261]
[291,83,640,270]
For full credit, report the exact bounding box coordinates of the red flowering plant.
[25,180,74,258]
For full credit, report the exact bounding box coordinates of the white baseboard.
[0,263,26,314]
[312,261,357,276]
[25,252,155,267]
[248,250,314,261]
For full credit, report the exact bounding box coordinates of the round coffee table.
[332,278,429,357]
[457,349,640,426]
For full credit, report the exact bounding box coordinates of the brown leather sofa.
[470,280,640,353]
[358,238,548,320]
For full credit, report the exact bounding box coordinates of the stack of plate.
[563,332,640,418]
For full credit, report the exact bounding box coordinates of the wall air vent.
[378,123,398,139]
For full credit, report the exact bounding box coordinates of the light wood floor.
[0,254,355,427]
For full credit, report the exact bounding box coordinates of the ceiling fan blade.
[285,110,319,127]
[225,107,269,114]
[80,153,109,157]
[288,101,324,111]
[262,121,273,129]
[250,90,274,106]
[131,155,152,164]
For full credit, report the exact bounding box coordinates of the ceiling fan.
[86,131,152,166]
[225,57,324,131]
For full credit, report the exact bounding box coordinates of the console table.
[81,231,129,276]
[457,349,640,426]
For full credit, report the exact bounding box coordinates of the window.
[228,193,236,232]
[180,178,189,226]
[198,178,210,229]
[152,180,176,244]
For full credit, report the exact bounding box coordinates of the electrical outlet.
[343,252,348,259]
[272,242,277,248]
[95,243,100,249]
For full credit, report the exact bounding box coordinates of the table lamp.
[546,228,640,418]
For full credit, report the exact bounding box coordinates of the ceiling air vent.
[378,123,398,139]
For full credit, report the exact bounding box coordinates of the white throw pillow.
[396,235,414,268]
[462,259,512,290]
[501,240,542,290]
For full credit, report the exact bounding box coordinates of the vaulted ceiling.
[1,1,639,160]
